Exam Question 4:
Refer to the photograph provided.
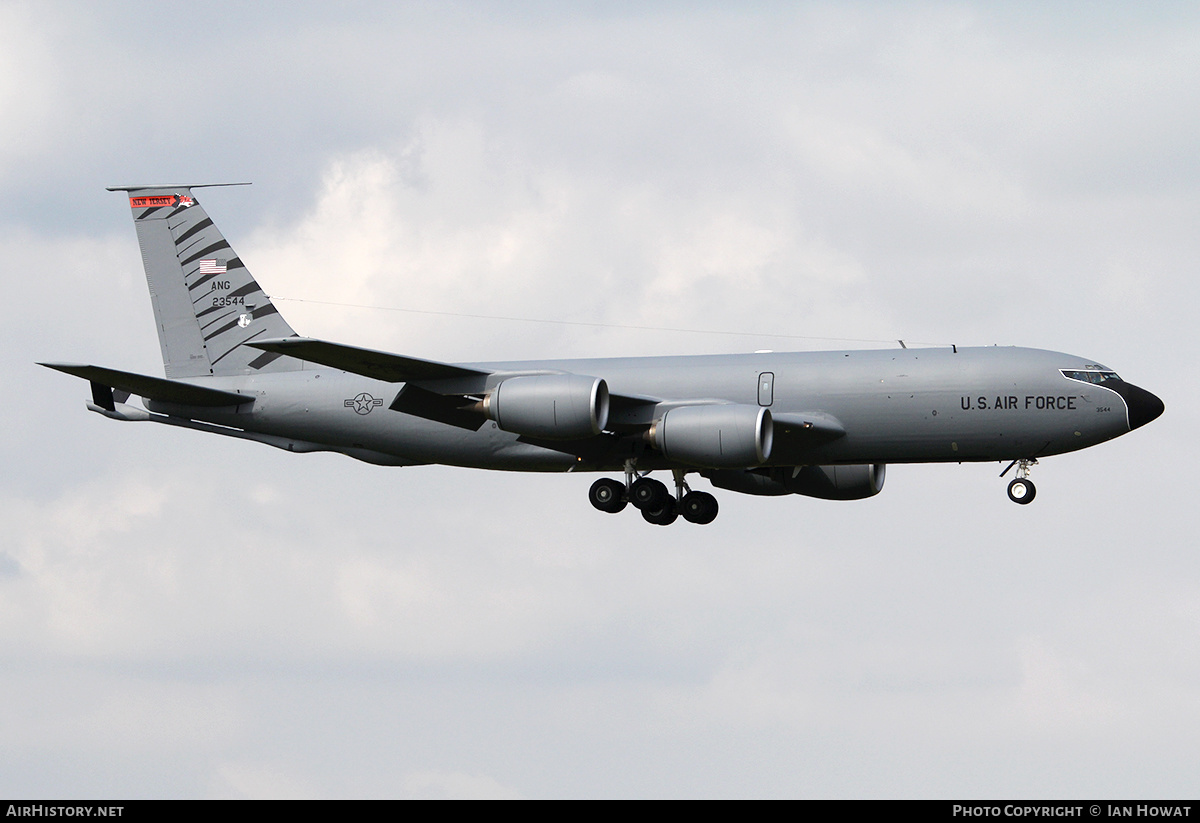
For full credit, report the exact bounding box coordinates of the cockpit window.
[1061,369,1121,385]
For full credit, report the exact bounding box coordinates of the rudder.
[109,183,301,378]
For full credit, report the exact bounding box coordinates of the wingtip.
[245,337,307,351]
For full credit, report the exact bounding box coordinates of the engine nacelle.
[706,464,886,500]
[647,404,773,468]
[786,464,886,500]
[484,374,609,439]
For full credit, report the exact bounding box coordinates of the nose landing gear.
[1007,477,1036,504]
[1001,459,1038,505]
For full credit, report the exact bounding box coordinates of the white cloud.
[208,761,321,800]
[398,770,523,800]
[0,4,64,176]
[1,0,1196,799]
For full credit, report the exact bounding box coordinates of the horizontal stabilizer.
[39,363,253,407]
[105,182,251,192]
[247,338,490,384]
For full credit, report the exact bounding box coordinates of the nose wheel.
[1006,477,1036,504]
[1001,459,1038,505]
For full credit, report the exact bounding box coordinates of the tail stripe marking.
[197,306,235,328]
[225,282,260,301]
[197,301,281,339]
[176,237,212,257]
[188,259,245,294]
[118,185,299,376]
[138,204,191,221]
[190,280,259,311]
[206,316,253,340]
[246,351,284,370]
[189,268,230,294]
[250,303,279,320]
[180,241,233,267]
[173,217,214,245]
[210,328,268,366]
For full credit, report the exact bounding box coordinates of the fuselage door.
[758,372,774,406]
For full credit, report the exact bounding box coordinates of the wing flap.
[39,363,252,407]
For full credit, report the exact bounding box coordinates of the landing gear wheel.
[642,496,678,526]
[589,478,627,513]
[1007,478,1036,504]
[630,477,669,511]
[680,491,719,525]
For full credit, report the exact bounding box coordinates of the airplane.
[41,184,1165,525]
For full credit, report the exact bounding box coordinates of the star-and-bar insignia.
[344,392,384,415]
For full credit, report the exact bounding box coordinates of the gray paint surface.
[6,4,1194,799]
[48,187,1163,499]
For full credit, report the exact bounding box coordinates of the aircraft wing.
[39,363,253,407]
[249,337,665,435]
[247,337,490,389]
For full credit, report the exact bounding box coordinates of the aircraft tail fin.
[108,183,301,378]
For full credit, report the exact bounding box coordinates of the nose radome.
[1122,383,1165,430]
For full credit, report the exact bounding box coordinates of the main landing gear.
[588,463,719,525]
[1001,458,1038,505]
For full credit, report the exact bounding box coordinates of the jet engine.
[647,404,773,468]
[706,463,886,500]
[481,374,609,439]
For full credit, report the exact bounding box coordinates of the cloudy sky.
[2,0,1196,798]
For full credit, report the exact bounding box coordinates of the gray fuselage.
[160,345,1155,473]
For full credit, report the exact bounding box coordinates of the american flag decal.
[199,259,227,274]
